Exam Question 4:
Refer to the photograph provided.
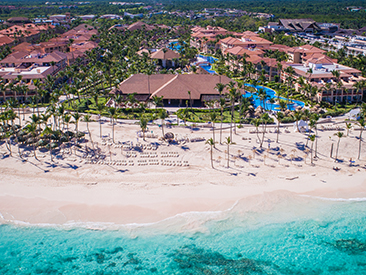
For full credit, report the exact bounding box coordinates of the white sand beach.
[1,117,366,226]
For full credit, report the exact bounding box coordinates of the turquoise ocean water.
[1,191,366,274]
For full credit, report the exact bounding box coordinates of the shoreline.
[1,169,365,227]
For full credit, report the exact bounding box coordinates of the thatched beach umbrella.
[164,132,174,141]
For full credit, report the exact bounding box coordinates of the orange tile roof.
[150,48,180,60]
[0,35,14,46]
[118,74,232,100]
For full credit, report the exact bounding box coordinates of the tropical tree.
[294,111,302,132]
[309,134,316,165]
[251,118,261,146]
[25,122,39,160]
[334,131,344,162]
[205,137,216,169]
[139,117,147,141]
[108,107,116,143]
[83,114,94,149]
[181,104,190,126]
[275,111,284,143]
[357,117,365,160]
[345,122,352,136]
[227,82,240,139]
[224,136,235,168]
[159,110,168,137]
[42,126,54,162]
[187,91,192,110]
[72,112,82,133]
[209,110,218,147]
[215,82,226,144]
[259,113,270,148]
[63,113,71,131]
[152,95,164,109]
[96,103,104,138]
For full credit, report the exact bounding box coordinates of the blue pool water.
[1,191,366,274]
[244,84,305,111]
[196,54,218,74]
[168,41,184,52]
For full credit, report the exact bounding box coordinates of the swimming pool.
[168,41,184,52]
[196,55,218,74]
[243,84,305,111]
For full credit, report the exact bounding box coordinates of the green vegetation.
[64,97,167,121]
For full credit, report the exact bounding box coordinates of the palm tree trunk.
[17,142,22,159]
[276,122,280,143]
[256,127,260,145]
[50,137,53,162]
[34,144,38,160]
[335,139,340,161]
[212,122,215,148]
[99,116,102,138]
[220,108,223,144]
[112,118,114,143]
[87,122,94,150]
[230,104,234,140]
[315,128,318,157]
[210,146,213,168]
[260,123,266,148]
[227,144,230,168]
[311,142,314,164]
[6,139,12,156]
[358,129,363,160]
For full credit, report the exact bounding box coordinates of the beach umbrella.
[15,136,26,143]
[65,131,74,137]
[50,142,58,149]
[76,131,85,138]
[37,139,49,147]
[60,135,68,143]
[164,132,174,140]
[26,137,37,145]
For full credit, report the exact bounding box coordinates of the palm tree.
[114,94,124,108]
[108,107,116,143]
[72,112,82,133]
[279,100,287,111]
[187,91,192,110]
[309,134,316,165]
[224,136,235,168]
[205,138,216,168]
[215,82,226,144]
[139,117,147,141]
[209,110,218,147]
[294,111,302,132]
[83,114,94,149]
[345,122,352,136]
[227,82,240,139]
[275,111,284,143]
[252,118,261,146]
[260,113,270,148]
[63,113,71,131]
[334,131,344,162]
[152,95,164,109]
[42,126,54,162]
[357,118,365,160]
[181,105,190,126]
[96,103,104,138]
[25,122,39,160]
[159,110,168,137]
